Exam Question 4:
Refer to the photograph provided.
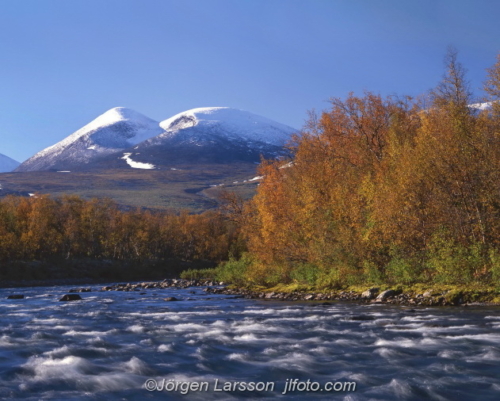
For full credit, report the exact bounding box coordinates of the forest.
[214,50,500,289]
[0,194,242,281]
[3,50,500,289]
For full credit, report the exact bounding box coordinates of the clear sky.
[1,0,500,162]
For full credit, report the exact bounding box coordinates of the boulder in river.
[164,297,179,302]
[59,294,82,302]
[374,290,396,302]
[7,294,24,299]
[349,315,375,321]
[361,288,379,299]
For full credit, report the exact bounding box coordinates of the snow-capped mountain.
[16,107,163,172]
[0,153,20,172]
[158,107,293,146]
[469,102,493,110]
[16,107,296,172]
[123,107,296,167]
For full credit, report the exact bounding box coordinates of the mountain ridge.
[16,107,296,172]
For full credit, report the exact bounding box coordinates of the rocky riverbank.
[204,286,500,307]
[3,277,499,306]
[99,278,221,291]
[93,280,500,306]
[3,279,224,301]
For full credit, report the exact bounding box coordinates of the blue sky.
[1,0,500,162]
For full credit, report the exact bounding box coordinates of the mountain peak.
[93,106,153,123]
[0,153,20,172]
[159,107,295,146]
[82,107,160,139]
[15,107,163,172]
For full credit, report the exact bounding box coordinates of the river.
[0,283,499,400]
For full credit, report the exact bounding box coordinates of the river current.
[0,283,499,400]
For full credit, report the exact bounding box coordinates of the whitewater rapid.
[0,284,499,400]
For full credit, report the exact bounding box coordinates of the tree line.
[0,194,243,281]
[218,50,500,288]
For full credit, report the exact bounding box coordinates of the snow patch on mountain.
[279,161,294,169]
[157,107,295,146]
[0,153,20,172]
[469,102,493,110]
[121,153,155,169]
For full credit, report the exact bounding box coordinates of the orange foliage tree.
[239,50,500,287]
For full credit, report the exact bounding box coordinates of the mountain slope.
[16,107,163,172]
[4,107,297,211]
[159,107,293,146]
[117,107,296,167]
[16,106,297,172]
[0,153,20,172]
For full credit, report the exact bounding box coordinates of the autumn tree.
[238,50,500,287]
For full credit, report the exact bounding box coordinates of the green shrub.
[290,263,320,286]
[362,260,384,285]
[215,253,253,286]
[488,249,500,286]
[315,269,343,289]
[425,231,484,284]
[180,268,218,280]
[385,252,422,285]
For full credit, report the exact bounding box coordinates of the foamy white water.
[0,284,499,400]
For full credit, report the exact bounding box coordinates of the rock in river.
[361,288,379,299]
[59,294,82,302]
[374,290,396,302]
